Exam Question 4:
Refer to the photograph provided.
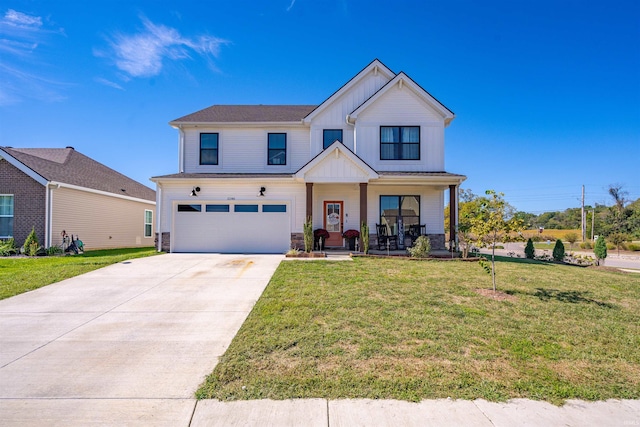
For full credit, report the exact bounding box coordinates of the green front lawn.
[198,257,640,404]
[0,247,159,300]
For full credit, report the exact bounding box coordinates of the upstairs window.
[268,133,286,165]
[323,129,343,149]
[0,195,13,238]
[380,126,420,160]
[200,133,219,165]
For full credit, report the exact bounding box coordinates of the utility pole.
[581,185,586,242]
[591,208,595,241]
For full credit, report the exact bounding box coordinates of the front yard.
[198,257,640,404]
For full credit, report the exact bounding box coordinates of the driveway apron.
[0,253,283,426]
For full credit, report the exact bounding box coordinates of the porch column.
[449,184,457,251]
[306,183,313,220]
[359,183,368,226]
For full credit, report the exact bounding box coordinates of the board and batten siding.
[309,70,390,156]
[158,181,307,233]
[353,85,446,171]
[183,127,310,174]
[50,187,155,249]
[367,185,444,235]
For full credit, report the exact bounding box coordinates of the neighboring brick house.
[0,147,156,250]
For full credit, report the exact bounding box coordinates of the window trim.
[379,195,421,236]
[0,194,14,239]
[267,133,287,166]
[200,133,219,165]
[144,209,153,238]
[379,126,420,160]
[323,129,343,149]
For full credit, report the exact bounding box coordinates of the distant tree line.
[446,185,640,240]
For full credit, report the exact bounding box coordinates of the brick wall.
[0,159,46,247]
[155,232,170,252]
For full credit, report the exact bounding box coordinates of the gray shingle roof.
[171,105,317,124]
[1,147,155,201]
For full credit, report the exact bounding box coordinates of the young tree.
[609,232,627,255]
[469,190,524,292]
[552,239,565,262]
[594,235,608,266]
[524,238,535,259]
[564,232,578,249]
[445,188,481,258]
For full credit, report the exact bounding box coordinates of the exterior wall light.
[259,186,266,197]
[190,186,201,197]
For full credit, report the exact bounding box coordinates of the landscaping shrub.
[0,238,18,256]
[594,236,607,265]
[580,241,593,250]
[552,239,565,262]
[627,243,640,251]
[22,227,39,256]
[360,222,369,254]
[407,235,431,258]
[524,238,535,259]
[303,217,313,253]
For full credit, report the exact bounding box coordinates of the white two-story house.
[151,59,465,253]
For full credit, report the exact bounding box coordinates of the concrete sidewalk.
[0,253,638,426]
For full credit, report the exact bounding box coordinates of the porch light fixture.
[190,186,201,197]
[259,186,266,197]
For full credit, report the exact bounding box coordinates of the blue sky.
[1,0,639,214]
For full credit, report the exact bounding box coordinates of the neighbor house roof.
[0,147,155,201]
[170,105,317,124]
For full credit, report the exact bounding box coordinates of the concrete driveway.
[0,253,283,425]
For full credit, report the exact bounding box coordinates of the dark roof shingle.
[171,105,317,123]
[1,147,155,201]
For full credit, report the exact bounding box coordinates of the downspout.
[156,183,162,252]
[178,125,185,173]
[44,182,50,247]
[45,183,59,247]
[345,114,356,152]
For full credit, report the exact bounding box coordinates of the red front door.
[324,201,343,247]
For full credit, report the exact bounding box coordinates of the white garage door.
[172,202,291,253]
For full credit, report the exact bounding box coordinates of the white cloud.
[3,9,42,29]
[286,0,296,12]
[94,77,124,90]
[0,9,67,105]
[103,16,229,78]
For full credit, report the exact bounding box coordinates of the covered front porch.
[294,142,464,251]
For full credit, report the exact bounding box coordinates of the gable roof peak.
[302,59,396,123]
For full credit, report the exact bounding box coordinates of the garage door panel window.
[178,204,202,212]
[235,205,259,213]
[206,204,230,212]
[262,204,287,213]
